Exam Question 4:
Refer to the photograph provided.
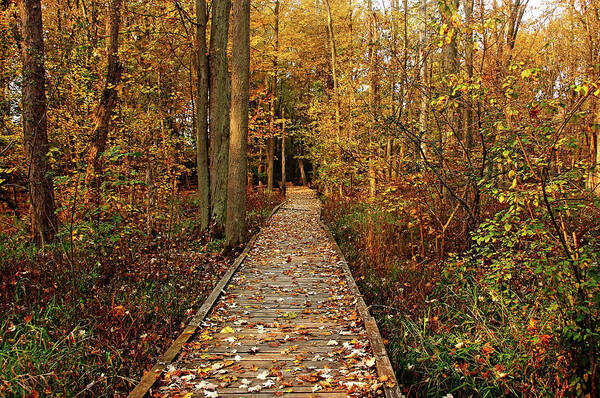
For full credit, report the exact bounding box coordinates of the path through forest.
[131,187,399,397]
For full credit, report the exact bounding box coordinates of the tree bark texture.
[324,0,341,141]
[589,111,600,195]
[266,136,275,191]
[444,0,461,140]
[367,0,377,197]
[209,0,231,227]
[267,0,279,192]
[281,108,286,194]
[325,0,343,196]
[298,158,307,186]
[463,0,474,150]
[417,0,428,159]
[19,0,58,245]
[226,0,250,246]
[196,0,210,229]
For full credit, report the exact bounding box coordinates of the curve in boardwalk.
[144,188,398,397]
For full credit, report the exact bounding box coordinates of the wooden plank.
[193,393,350,398]
[127,200,287,398]
[175,359,358,369]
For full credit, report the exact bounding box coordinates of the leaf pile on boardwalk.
[150,189,395,397]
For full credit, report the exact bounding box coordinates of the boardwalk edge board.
[318,218,402,398]
[127,200,287,398]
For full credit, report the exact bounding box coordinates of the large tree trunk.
[324,0,341,140]
[417,0,428,160]
[367,0,377,198]
[209,0,231,228]
[85,0,123,186]
[324,0,342,196]
[226,0,250,246]
[19,0,58,245]
[195,0,210,229]
[387,0,399,181]
[267,0,279,192]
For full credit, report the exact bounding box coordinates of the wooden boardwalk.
[129,187,399,397]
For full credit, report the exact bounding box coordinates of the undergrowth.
[323,193,599,397]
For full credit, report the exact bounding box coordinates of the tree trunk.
[281,108,286,194]
[267,0,279,193]
[226,0,250,246]
[196,0,210,229]
[19,0,58,245]
[85,0,123,186]
[266,137,275,191]
[463,0,474,151]
[209,0,231,228]
[324,0,343,196]
[367,0,377,198]
[258,147,264,187]
[390,0,397,117]
[386,138,392,180]
[396,0,408,173]
[324,0,341,141]
[388,0,399,181]
[444,0,461,140]
[498,0,526,130]
[298,158,307,186]
[589,112,600,194]
[417,0,428,160]
[503,0,526,69]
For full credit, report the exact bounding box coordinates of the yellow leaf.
[581,84,589,96]
[220,326,235,334]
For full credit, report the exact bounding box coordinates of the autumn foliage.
[1,0,600,396]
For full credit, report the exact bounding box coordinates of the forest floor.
[0,189,283,397]
[138,187,397,397]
